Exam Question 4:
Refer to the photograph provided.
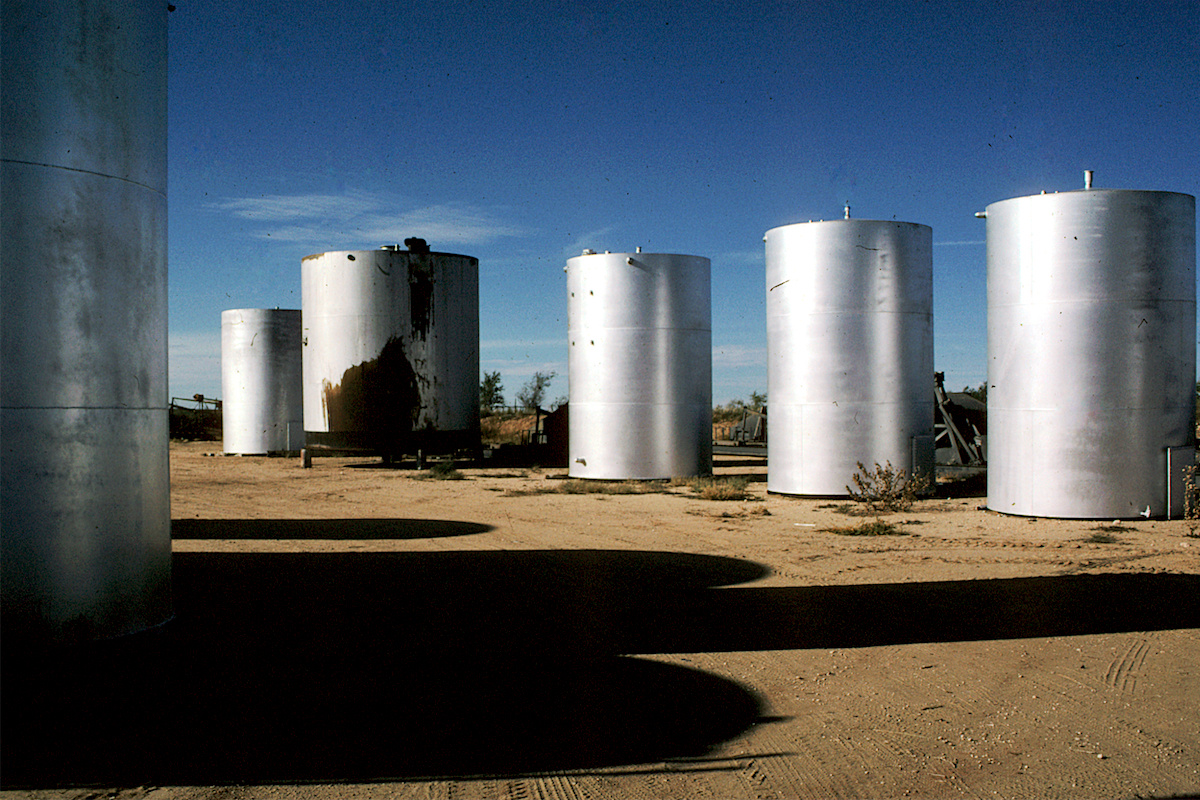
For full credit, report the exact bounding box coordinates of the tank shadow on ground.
[1,546,769,789]
[3,539,1197,789]
[170,518,493,541]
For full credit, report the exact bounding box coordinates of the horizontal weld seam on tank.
[0,158,165,194]
[1,405,171,410]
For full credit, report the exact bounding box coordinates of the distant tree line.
[480,371,563,413]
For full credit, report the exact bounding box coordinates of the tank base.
[303,428,480,459]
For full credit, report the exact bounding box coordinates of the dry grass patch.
[682,476,754,501]
[503,479,666,497]
[556,479,659,495]
[413,461,467,481]
[817,501,873,516]
[824,519,908,536]
[687,506,772,519]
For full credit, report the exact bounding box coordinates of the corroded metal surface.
[986,188,1196,518]
[301,248,480,454]
[567,252,712,479]
[765,220,934,496]
[221,309,304,454]
[1,0,172,641]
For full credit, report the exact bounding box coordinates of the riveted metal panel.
[986,189,1196,518]
[567,252,712,479]
[765,220,934,496]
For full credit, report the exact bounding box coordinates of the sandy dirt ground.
[3,441,1199,799]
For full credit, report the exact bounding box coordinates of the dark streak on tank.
[408,255,435,338]
[321,336,423,437]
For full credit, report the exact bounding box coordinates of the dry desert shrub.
[846,461,930,513]
[1184,464,1200,520]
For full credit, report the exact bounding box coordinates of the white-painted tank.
[302,246,480,456]
[985,179,1196,518]
[566,251,712,479]
[765,218,934,496]
[222,309,304,454]
[1,0,171,641]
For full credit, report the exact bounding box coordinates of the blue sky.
[167,0,1199,407]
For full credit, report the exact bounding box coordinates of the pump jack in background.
[935,372,986,466]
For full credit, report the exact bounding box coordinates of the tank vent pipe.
[1084,170,1094,189]
[844,204,851,220]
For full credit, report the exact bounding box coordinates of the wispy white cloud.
[712,343,766,368]
[209,192,377,222]
[168,329,222,399]
[713,251,763,268]
[207,192,526,247]
[481,339,564,350]
[563,226,618,256]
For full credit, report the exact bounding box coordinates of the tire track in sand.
[1102,635,1155,695]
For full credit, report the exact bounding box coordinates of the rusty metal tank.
[222,309,305,454]
[765,218,935,496]
[566,250,712,479]
[1,0,172,641]
[984,179,1196,518]
[301,245,480,456]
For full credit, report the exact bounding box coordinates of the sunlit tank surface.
[765,220,934,496]
[567,251,712,480]
[986,187,1196,519]
[302,248,480,455]
[1,0,172,642]
[222,309,304,454]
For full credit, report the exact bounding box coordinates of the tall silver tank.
[985,182,1196,519]
[765,219,934,496]
[566,251,712,479]
[222,309,305,455]
[302,246,480,455]
[1,0,171,641]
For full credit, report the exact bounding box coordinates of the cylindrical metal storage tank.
[765,220,934,496]
[302,246,480,456]
[1,1,171,642]
[567,251,712,480]
[985,186,1196,519]
[222,309,305,455]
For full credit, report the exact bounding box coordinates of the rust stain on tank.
[408,255,435,338]
[321,336,423,436]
